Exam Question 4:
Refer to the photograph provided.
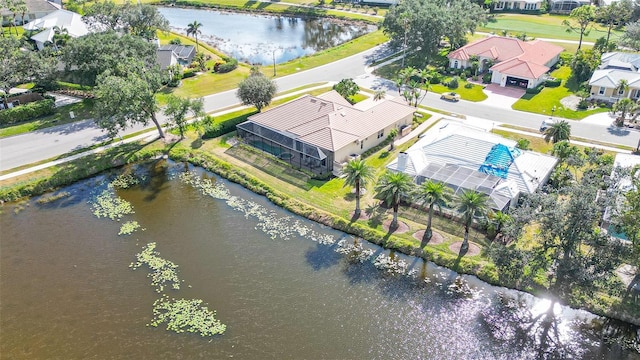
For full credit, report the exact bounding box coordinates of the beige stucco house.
[589,52,640,102]
[236,91,416,176]
[493,0,543,12]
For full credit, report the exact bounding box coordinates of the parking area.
[482,84,526,109]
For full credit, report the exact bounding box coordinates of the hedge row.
[201,110,257,139]
[0,99,55,125]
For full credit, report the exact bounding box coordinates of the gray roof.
[600,52,640,71]
[387,122,558,207]
[589,69,640,88]
[1,0,58,16]
[156,49,176,70]
[158,44,195,62]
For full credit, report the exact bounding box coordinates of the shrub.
[0,98,55,125]
[169,38,182,45]
[577,99,589,110]
[482,73,492,84]
[214,57,238,73]
[182,69,197,79]
[545,78,561,87]
[525,85,544,94]
[464,82,473,89]
[559,52,574,66]
[201,111,257,139]
[447,76,459,89]
[429,72,441,84]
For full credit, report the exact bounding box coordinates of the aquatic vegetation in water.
[373,253,416,276]
[90,189,134,221]
[119,221,142,236]
[109,173,141,189]
[36,191,71,204]
[336,239,375,263]
[180,171,335,244]
[130,242,181,293]
[150,296,226,336]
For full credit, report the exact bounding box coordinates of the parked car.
[540,118,556,132]
[440,92,460,102]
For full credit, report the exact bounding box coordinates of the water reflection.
[157,7,373,64]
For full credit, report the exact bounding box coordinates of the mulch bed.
[412,230,444,245]
[448,241,481,257]
[350,210,370,221]
[382,219,409,234]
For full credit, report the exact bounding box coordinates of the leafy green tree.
[124,4,169,40]
[544,120,571,143]
[342,159,375,217]
[0,37,54,103]
[415,180,453,241]
[516,138,530,150]
[62,31,157,86]
[374,171,414,229]
[596,0,632,44]
[489,210,512,238]
[570,49,600,83]
[164,95,204,138]
[84,0,127,31]
[551,140,580,164]
[617,166,640,272]
[94,59,166,138]
[620,21,640,51]
[563,6,596,51]
[236,73,277,112]
[456,190,489,251]
[382,0,486,60]
[187,21,203,52]
[333,78,360,101]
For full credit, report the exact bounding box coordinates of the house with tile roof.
[386,121,558,211]
[236,90,416,176]
[588,52,640,102]
[447,36,563,89]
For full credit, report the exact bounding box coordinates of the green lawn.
[511,66,610,120]
[479,13,622,43]
[430,82,488,102]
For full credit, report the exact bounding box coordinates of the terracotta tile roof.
[449,36,563,79]
[243,90,415,152]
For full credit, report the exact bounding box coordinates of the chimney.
[397,152,409,172]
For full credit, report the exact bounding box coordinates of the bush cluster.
[0,98,55,125]
[201,111,256,139]
[214,57,238,73]
[525,84,544,94]
[545,78,561,87]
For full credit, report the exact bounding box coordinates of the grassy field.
[431,82,488,102]
[512,66,610,120]
[0,100,95,138]
[479,13,623,43]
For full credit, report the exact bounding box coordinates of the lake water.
[157,7,374,65]
[1,161,639,359]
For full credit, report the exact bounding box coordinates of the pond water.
[1,160,639,359]
[157,7,374,65]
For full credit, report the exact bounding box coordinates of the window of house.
[360,141,364,150]
[454,61,458,69]
[377,130,384,139]
[599,87,606,95]
[619,88,625,95]
[633,89,640,98]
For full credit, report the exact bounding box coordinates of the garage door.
[506,76,529,89]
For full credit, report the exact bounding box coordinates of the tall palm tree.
[490,210,512,238]
[456,190,489,251]
[415,180,453,241]
[615,79,629,99]
[342,159,375,217]
[374,171,414,229]
[544,120,571,144]
[186,20,203,52]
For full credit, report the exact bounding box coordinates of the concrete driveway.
[482,84,526,109]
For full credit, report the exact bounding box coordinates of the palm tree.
[373,90,386,101]
[342,159,375,217]
[612,98,635,127]
[374,171,414,229]
[415,180,453,241]
[387,128,398,150]
[544,120,571,144]
[16,1,27,29]
[489,210,512,239]
[456,190,489,251]
[615,79,629,100]
[186,20,203,52]
[52,26,70,51]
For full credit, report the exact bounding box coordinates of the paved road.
[1,43,639,171]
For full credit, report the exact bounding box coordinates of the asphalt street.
[1,43,639,172]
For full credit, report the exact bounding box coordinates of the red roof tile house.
[447,36,563,89]
[236,91,415,176]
